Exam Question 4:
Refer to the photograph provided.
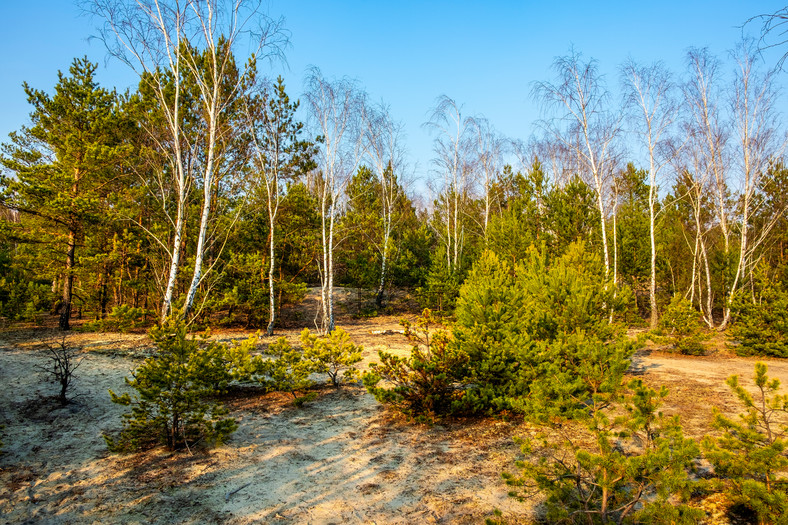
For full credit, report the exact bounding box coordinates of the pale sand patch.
[0,329,531,525]
[2,314,786,524]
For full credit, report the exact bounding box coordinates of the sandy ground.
[1,292,787,524]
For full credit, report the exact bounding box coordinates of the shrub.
[363,309,468,422]
[514,332,636,422]
[451,251,528,413]
[0,274,50,322]
[503,380,702,524]
[84,305,151,333]
[253,336,315,401]
[453,243,634,415]
[105,320,243,452]
[730,278,788,358]
[301,328,363,387]
[416,257,462,314]
[35,338,84,406]
[659,295,706,355]
[701,363,788,523]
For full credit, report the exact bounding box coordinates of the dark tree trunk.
[59,230,76,331]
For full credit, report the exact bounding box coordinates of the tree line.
[0,0,786,336]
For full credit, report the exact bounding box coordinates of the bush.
[253,336,315,401]
[701,363,788,523]
[453,243,635,415]
[658,296,705,354]
[105,320,247,452]
[0,273,50,322]
[84,305,151,333]
[301,328,363,387]
[416,257,462,314]
[503,380,702,524]
[514,332,635,422]
[659,295,706,355]
[451,251,528,413]
[35,338,84,406]
[730,277,788,357]
[363,309,468,422]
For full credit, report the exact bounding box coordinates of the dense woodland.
[2,2,788,522]
[0,2,787,340]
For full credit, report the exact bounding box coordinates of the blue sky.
[2,1,786,188]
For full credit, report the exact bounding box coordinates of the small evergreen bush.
[253,336,315,401]
[702,363,788,523]
[363,309,468,422]
[301,328,363,387]
[659,295,706,355]
[730,277,788,357]
[453,243,635,415]
[416,258,461,314]
[105,320,246,452]
[502,380,702,524]
[84,305,151,333]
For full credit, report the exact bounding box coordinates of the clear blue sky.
[2,1,786,189]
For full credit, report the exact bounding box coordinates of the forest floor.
[1,288,787,525]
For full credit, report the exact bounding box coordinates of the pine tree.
[1,57,130,329]
[106,320,242,452]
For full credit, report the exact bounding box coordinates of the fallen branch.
[225,482,252,502]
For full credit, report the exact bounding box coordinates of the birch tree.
[89,0,285,322]
[424,96,473,274]
[468,116,505,244]
[304,68,364,334]
[533,50,620,279]
[246,77,313,335]
[622,59,679,328]
[683,48,732,327]
[361,101,407,307]
[723,40,784,327]
[674,149,716,328]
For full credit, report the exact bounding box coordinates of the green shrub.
[252,336,315,402]
[730,278,788,357]
[105,320,245,452]
[453,243,634,415]
[245,331,359,404]
[659,295,706,355]
[0,275,50,322]
[503,380,702,524]
[301,328,363,387]
[85,305,151,333]
[363,309,468,422]
[702,363,788,523]
[416,257,462,314]
[514,332,636,422]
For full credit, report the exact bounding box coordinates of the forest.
[1,1,788,524]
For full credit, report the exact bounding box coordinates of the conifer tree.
[1,57,130,330]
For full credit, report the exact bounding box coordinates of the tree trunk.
[266,205,276,336]
[59,229,76,331]
[183,162,215,318]
[375,248,388,309]
[160,197,185,324]
[99,267,109,319]
[375,216,391,308]
[327,203,336,333]
[648,187,658,329]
